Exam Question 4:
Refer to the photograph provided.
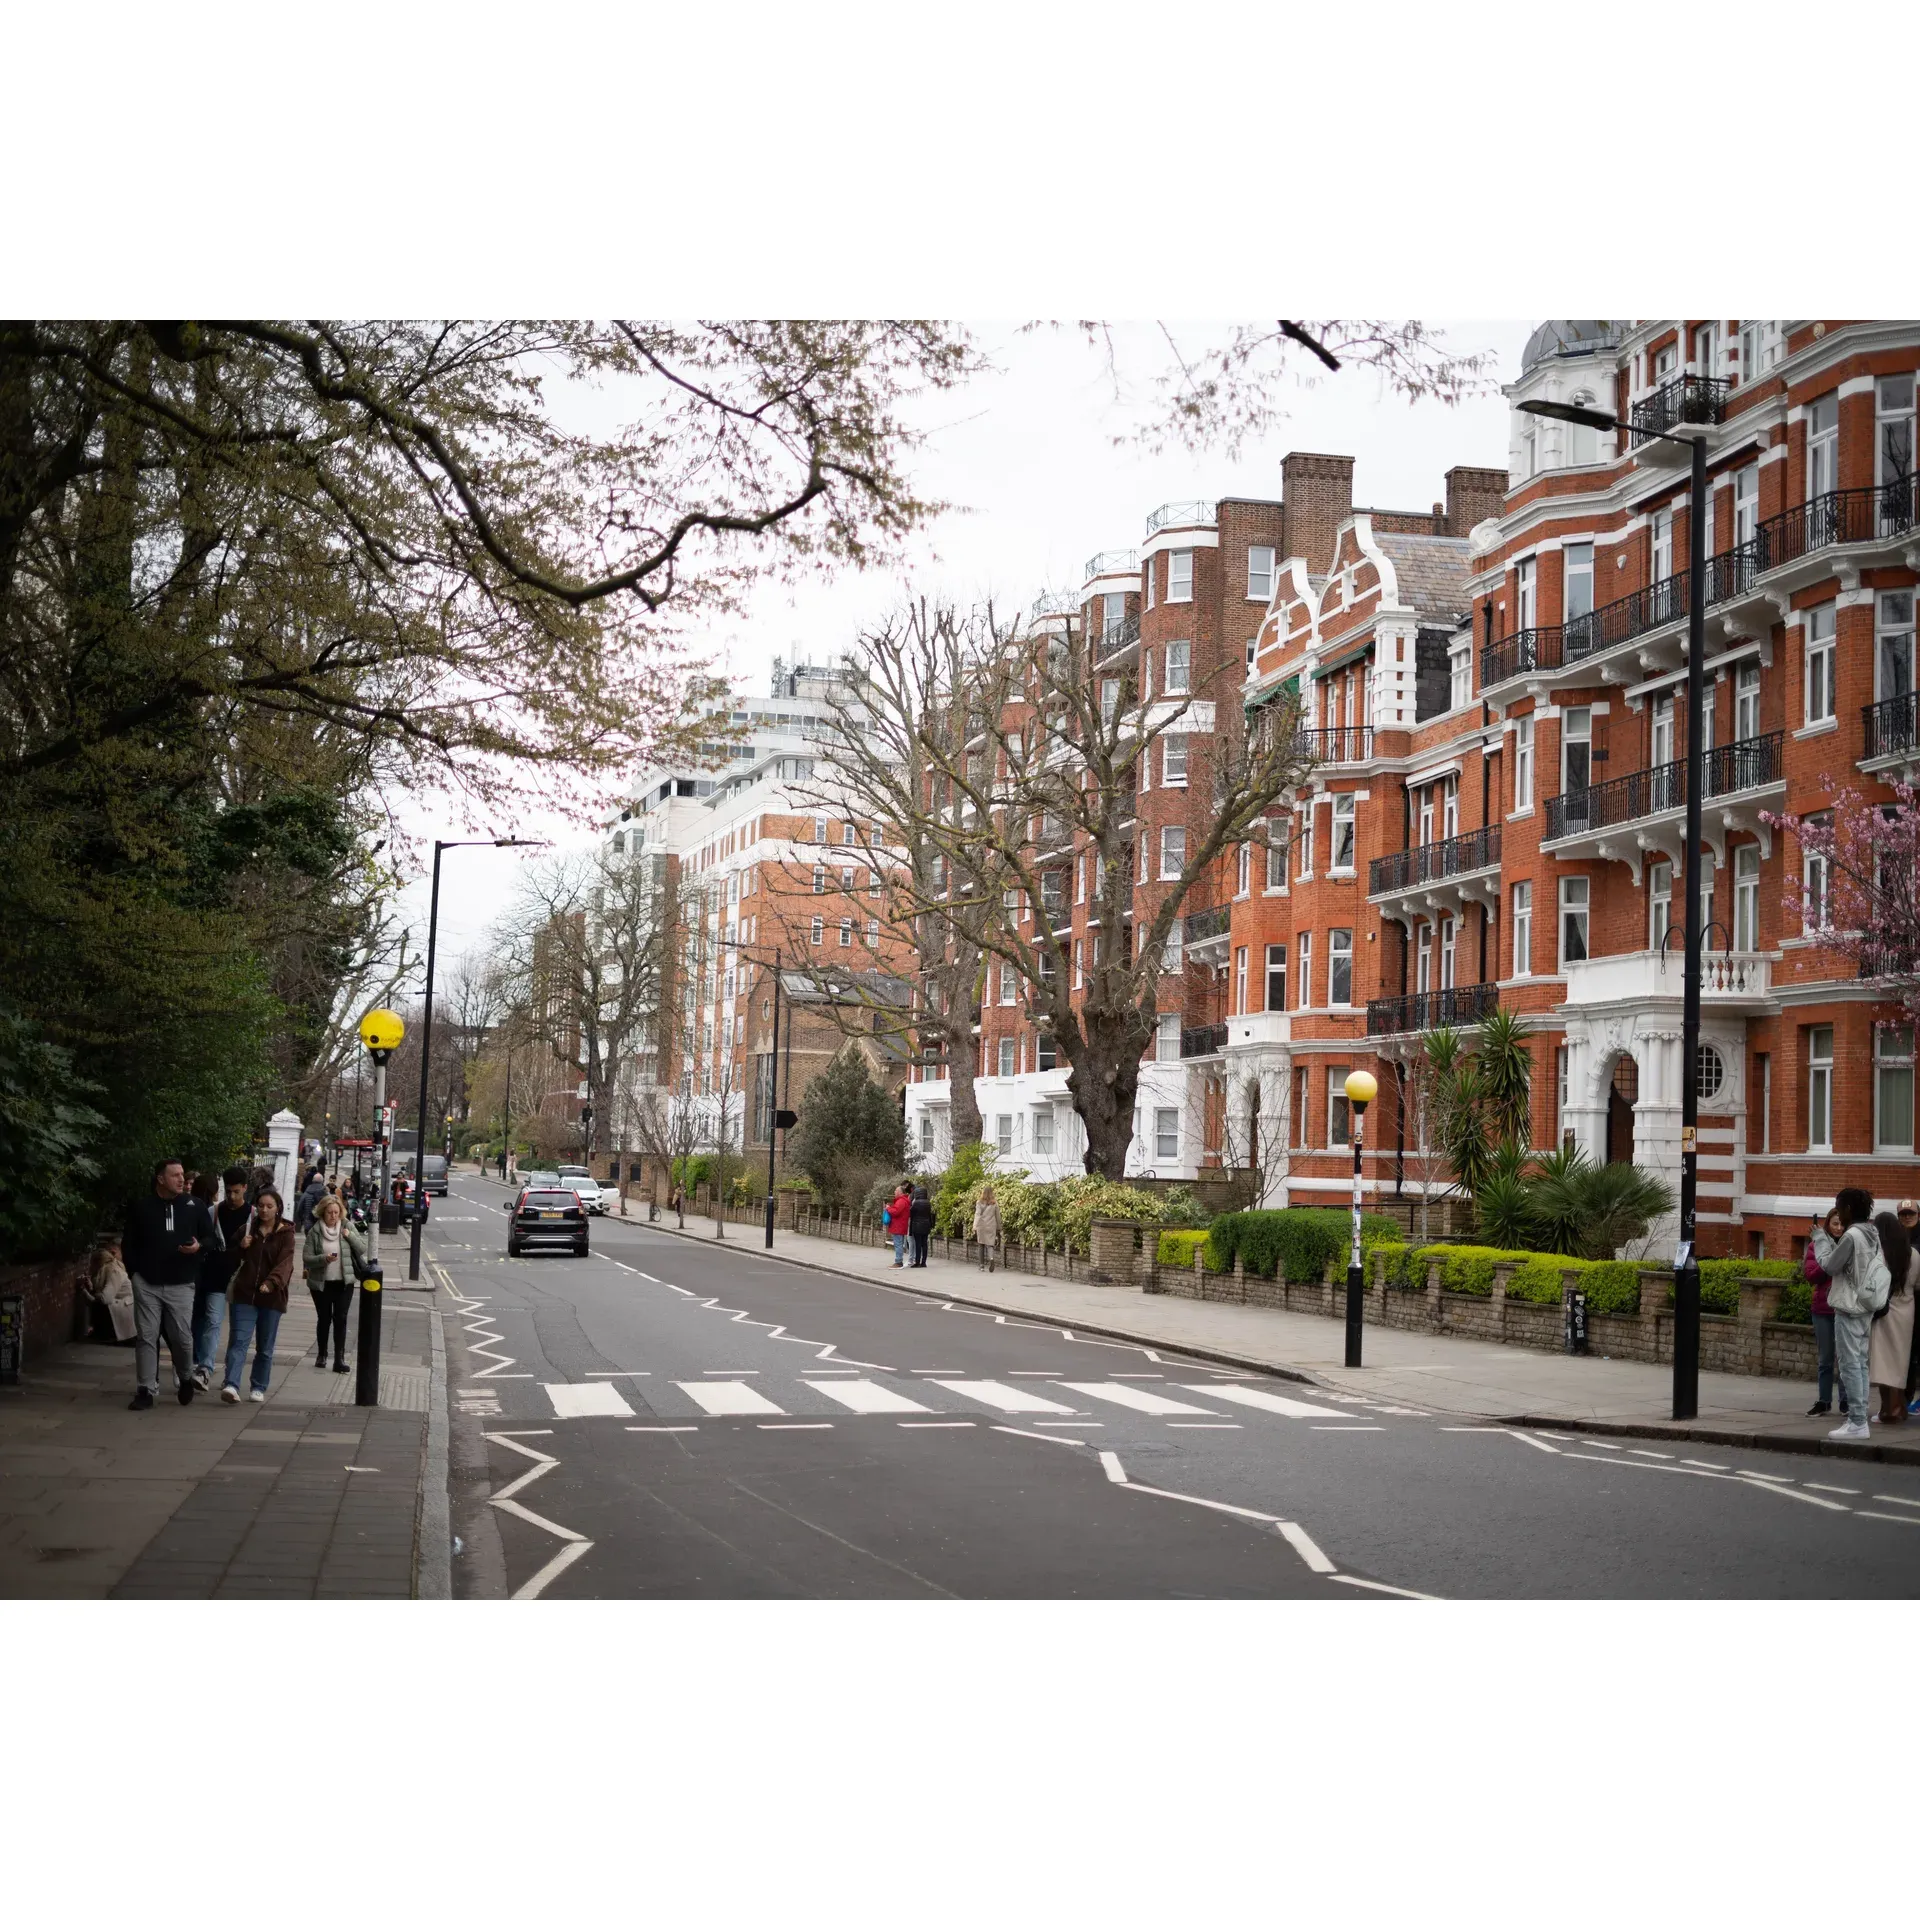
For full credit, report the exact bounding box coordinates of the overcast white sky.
[404,317,1535,971]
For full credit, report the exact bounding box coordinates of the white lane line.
[1277,1522,1336,1573]
[758,1423,833,1430]
[493,1497,585,1541]
[1008,1370,1063,1376]
[1166,1422,1241,1429]
[1805,1483,1862,1495]
[1738,1478,1848,1511]
[1629,1449,1674,1460]
[1061,1381,1222,1416]
[1565,1455,1749,1484]
[1736,1468,1794,1484]
[1443,1427,1502,1433]
[483,1432,592,1600]
[911,1369,964,1375]
[1861,1509,1920,1526]
[1581,1439,1623,1451]
[1330,1574,1440,1601]
[664,1284,694,1295]
[802,1369,861,1375]
[1111,1374,1165,1380]
[1507,1432,1561,1454]
[704,1368,760,1374]
[677,1380,785,1417]
[1099,1450,1128,1483]
[1187,1383,1352,1421]
[1873,1493,1920,1509]
[899,1421,974,1429]
[806,1378,933,1415]
[516,1539,592,1601]
[1682,1459,1733,1471]
[543,1382,635,1420]
[626,1426,698,1433]
[487,1429,553,1436]
[1034,1420,1103,1428]
[586,1371,651,1378]
[990,1425,1085,1448]
[1314,1425,1385,1432]
[943,1379,1081,1414]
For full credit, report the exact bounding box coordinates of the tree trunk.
[1065,1018,1146,1180]
[946,1019,982,1148]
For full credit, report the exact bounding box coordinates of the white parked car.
[558,1173,611,1216]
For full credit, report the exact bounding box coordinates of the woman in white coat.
[1869,1208,1915,1425]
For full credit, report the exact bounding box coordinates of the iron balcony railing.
[1629,373,1729,440]
[1544,731,1783,841]
[1096,612,1142,658]
[1298,725,1374,764]
[1864,691,1919,761]
[1145,500,1217,535]
[1368,823,1501,899]
[1180,1021,1228,1058]
[1183,905,1231,947]
[1861,943,1920,980]
[1084,547,1140,582]
[1366,982,1498,1037]
[1481,572,1688,689]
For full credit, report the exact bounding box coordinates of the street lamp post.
[408,838,545,1284]
[355,1008,403,1408]
[1518,396,1708,1419]
[1343,1068,1377,1368]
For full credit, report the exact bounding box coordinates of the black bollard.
[355,1258,383,1407]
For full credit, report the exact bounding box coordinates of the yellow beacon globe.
[358,1008,405,1055]
[1344,1069,1379,1108]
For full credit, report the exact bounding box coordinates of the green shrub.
[1661,1261,1788,1315]
[1428,1245,1500,1295]
[1207,1207,1402,1285]
[1381,1243,1435,1289]
[1156,1228,1209,1270]
[1776,1280,1814,1324]
[1501,1258,1565,1305]
[1578,1263,1644,1315]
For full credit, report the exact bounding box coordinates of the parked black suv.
[421,1153,450,1196]
[506,1185,590,1257]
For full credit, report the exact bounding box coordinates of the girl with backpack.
[1813,1187,1892,1442]
[1868,1207,1915,1426]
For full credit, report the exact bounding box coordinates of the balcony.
[1180,1021,1228,1059]
[1482,572,1688,692]
[1630,373,1729,442]
[1146,500,1217,536]
[1563,948,1772,1011]
[1544,732,1783,844]
[1298,725,1374,765]
[1861,943,1920,980]
[1863,692,1919,764]
[1096,612,1141,659]
[1366,982,1498,1038]
[1369,823,1500,900]
[1183,904,1231,950]
[1085,547,1140,583]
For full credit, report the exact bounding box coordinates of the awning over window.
[1311,640,1374,681]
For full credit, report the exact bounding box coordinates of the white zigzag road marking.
[484,1433,592,1599]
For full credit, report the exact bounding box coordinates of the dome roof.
[1520,320,1625,374]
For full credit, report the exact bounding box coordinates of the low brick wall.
[1,1250,90,1363]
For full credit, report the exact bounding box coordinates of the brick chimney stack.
[1444,464,1509,537]
[1280,451,1355,576]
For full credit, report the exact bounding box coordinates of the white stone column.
[265,1108,304,1200]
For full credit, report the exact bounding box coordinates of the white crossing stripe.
[543,1382,636,1419]
[1187,1384,1353,1421]
[806,1378,933,1415]
[677,1379,786,1417]
[940,1379,1081,1414]
[1060,1381,1222,1416]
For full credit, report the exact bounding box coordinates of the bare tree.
[1374,1033,1450,1241]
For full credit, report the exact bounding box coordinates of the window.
[1247,545,1275,601]
[1037,1034,1057,1071]
[996,1113,1014,1153]
[1695,322,1717,375]
[1564,541,1595,626]
[1034,1109,1055,1155]
[1329,793,1356,872]
[1734,844,1760,952]
[1650,862,1672,953]
[1236,842,1251,897]
[865,918,879,947]
[1442,779,1459,840]
[1758,1053,1771,1154]
[1733,467,1758,550]
[842,823,857,846]
[1153,1107,1180,1159]
[919,1113,934,1152]
[1416,920,1432,995]
[812,865,826,893]
[1439,915,1456,990]
[1512,881,1532,977]
[1103,592,1127,641]
[813,817,827,844]
[1234,945,1250,1014]
[1297,806,1315,879]
[1146,556,1155,611]
[1809,1026,1834,1149]
[1652,508,1673,583]
[1562,706,1592,794]
[1805,604,1836,724]
[1266,833,1289,890]
[1735,663,1761,742]
[1329,929,1353,1006]
[998,1037,1015,1077]
[1652,692,1676,767]
[1164,640,1191,694]
[1162,734,1188,785]
[1560,875,1590,966]
[1698,850,1716,946]
[999,962,1016,1005]
[1160,825,1186,879]
[1879,590,1915,705]
[1164,918,1182,970]
[1738,320,1780,384]
[1073,939,1083,990]
[1556,1046,1570,1149]
[1328,1070,1351,1147]
[1450,638,1472,710]
[1167,551,1193,603]
[1157,1012,1180,1063]
[1101,680,1119,726]
[809,915,823,946]
[1515,557,1536,629]
[1877,374,1915,489]
[840,866,856,890]
[1808,394,1839,500]
[1298,931,1312,1008]
[1514,715,1535,810]
[1877,1025,1914,1150]
[838,917,853,947]
[1265,943,1288,1011]
[1803,823,1831,932]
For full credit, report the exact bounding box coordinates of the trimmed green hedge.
[1156,1228,1212,1271]
[1381,1246,1645,1310]
[1776,1280,1814,1324]
[1665,1260,1798,1315]
[1206,1208,1402,1284]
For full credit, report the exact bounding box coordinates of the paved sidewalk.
[641,1219,1920,1469]
[0,1282,445,1599]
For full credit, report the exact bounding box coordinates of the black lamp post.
[1518,394,1708,1419]
[408,838,546,1283]
[1343,1068,1377,1367]
[714,937,794,1250]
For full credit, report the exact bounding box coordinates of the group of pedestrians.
[883,1183,936,1268]
[116,1155,372,1412]
[1807,1190,1920,1440]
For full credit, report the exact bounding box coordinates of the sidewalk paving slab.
[637,1219,1920,1470]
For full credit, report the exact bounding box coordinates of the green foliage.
[1382,1243,1645,1310]
[1207,1208,1403,1283]
[1662,1261,1800,1316]
[1156,1228,1210,1270]
[787,1050,909,1209]
[1473,1147,1673,1261]
[1424,1012,1534,1198]
[672,1153,715,1194]
[861,1170,914,1224]
[1474,1173,1535,1252]
[1776,1280,1814,1324]
[0,1009,110,1259]
[1577,1264,1645,1316]
[932,1141,995,1238]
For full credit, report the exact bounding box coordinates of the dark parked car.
[506,1185,590,1257]
[421,1153,450,1196]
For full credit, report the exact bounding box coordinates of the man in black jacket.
[119,1159,203,1410]
[192,1166,254,1391]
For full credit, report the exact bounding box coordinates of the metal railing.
[1298,725,1374,764]
[1368,823,1500,898]
[1096,612,1141,658]
[1366,982,1498,1037]
[1630,373,1729,440]
[1145,500,1217,535]
[1084,548,1140,582]
[1180,1021,1228,1058]
[1861,944,1920,980]
[1183,905,1231,946]
[1544,730,1781,841]
[1864,691,1919,761]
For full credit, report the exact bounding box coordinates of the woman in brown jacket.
[221,1189,297,1404]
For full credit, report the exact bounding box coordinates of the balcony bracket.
[1593,837,1643,886]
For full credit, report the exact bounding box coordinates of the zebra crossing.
[533,1373,1355,1425]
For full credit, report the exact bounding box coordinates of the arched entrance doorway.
[1606,1054,1639,1165]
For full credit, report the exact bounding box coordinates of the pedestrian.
[1813,1186,1891,1442]
[972,1184,1001,1273]
[671,1183,685,1229]
[884,1182,912,1266]
[1904,1200,1920,1418]
[304,1194,365,1375]
[293,1164,327,1230]
[192,1166,253,1392]
[120,1157,205,1410]
[908,1183,934,1268]
[222,1189,296,1403]
[84,1242,137,1345]
[1869,1207,1916,1425]
[496,1148,507,1181]
[1805,1205,1848,1418]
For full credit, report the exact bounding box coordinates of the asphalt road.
[429,1173,1920,1599]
